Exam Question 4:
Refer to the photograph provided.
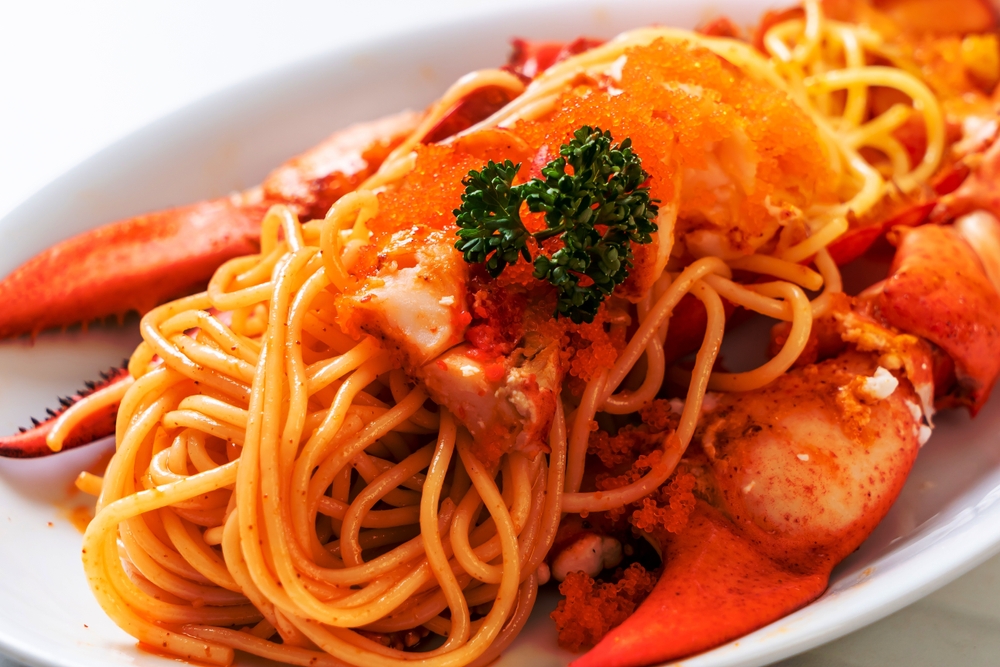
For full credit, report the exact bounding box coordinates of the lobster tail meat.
[0,366,130,458]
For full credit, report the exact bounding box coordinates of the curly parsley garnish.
[454,126,658,324]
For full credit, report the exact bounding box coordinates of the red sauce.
[61,505,94,533]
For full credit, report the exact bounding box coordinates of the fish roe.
[516,38,836,258]
[349,143,486,277]
[565,310,628,382]
[595,449,664,493]
[372,144,483,235]
[638,398,682,432]
[588,425,662,468]
[354,35,833,277]
[551,563,658,652]
[630,472,698,534]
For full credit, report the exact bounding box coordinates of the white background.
[2,1,1000,666]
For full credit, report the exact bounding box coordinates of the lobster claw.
[877,222,1000,414]
[0,87,531,343]
[574,340,928,666]
[0,110,423,340]
[571,503,827,667]
[0,196,270,339]
[0,91,520,455]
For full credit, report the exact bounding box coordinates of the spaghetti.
[67,2,950,665]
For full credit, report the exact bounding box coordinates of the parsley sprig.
[454,126,658,323]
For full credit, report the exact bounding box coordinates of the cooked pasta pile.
[68,2,946,665]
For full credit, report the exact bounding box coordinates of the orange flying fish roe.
[595,449,664,492]
[347,143,485,277]
[551,563,658,652]
[370,144,483,236]
[639,398,682,433]
[587,425,662,468]
[356,38,833,275]
[630,472,698,534]
[342,38,836,394]
[566,311,627,382]
[516,39,835,231]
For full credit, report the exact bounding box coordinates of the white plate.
[3,2,1000,666]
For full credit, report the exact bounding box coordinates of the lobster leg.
[422,86,524,145]
[505,37,604,80]
[826,200,935,265]
[261,110,422,221]
[0,366,130,458]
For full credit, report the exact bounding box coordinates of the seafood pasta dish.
[4,0,1000,665]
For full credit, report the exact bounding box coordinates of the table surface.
[2,2,1000,666]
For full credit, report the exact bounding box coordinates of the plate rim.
[2,2,1000,666]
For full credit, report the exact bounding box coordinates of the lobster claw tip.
[572,504,829,667]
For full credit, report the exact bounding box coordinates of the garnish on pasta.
[454,125,658,323]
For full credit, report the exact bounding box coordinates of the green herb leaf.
[453,126,658,323]
[454,160,532,278]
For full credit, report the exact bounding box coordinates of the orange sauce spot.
[62,505,95,533]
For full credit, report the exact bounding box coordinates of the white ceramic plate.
[3,2,1000,666]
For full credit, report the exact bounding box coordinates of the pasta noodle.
[68,2,948,665]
